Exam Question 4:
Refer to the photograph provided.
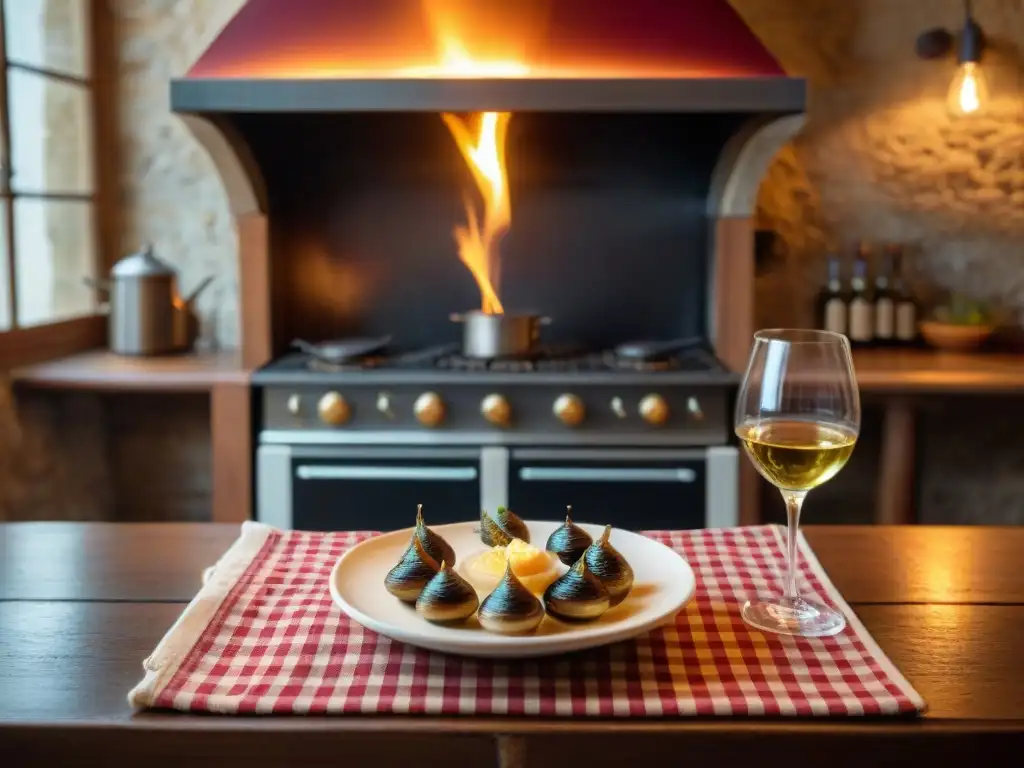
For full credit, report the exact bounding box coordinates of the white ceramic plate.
[329,520,695,658]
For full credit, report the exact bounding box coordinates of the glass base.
[741,596,846,637]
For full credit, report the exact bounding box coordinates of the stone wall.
[3,0,1024,522]
[735,0,1024,327]
[115,0,244,348]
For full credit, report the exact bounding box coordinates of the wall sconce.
[916,0,989,116]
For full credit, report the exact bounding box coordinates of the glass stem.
[781,490,807,601]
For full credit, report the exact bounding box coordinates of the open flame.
[435,23,521,315]
[441,110,513,315]
[411,36,529,78]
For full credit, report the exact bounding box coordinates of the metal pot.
[450,310,551,359]
[87,244,214,356]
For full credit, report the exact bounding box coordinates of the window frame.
[0,0,108,368]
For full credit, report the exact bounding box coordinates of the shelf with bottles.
[814,241,920,350]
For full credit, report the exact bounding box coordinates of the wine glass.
[734,329,860,637]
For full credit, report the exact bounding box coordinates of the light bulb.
[947,61,988,116]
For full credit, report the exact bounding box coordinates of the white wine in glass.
[734,329,860,637]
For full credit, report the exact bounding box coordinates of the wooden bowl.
[918,321,995,351]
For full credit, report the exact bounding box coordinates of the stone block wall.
[115,0,244,348]
[736,0,1024,330]
[2,0,1023,522]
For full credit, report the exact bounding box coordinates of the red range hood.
[172,0,804,114]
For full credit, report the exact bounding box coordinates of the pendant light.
[915,0,989,116]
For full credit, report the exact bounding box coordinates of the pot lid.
[111,243,176,278]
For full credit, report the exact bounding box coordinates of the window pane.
[0,209,9,330]
[7,69,93,193]
[3,0,89,78]
[14,198,96,327]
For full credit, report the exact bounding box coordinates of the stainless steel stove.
[254,342,740,533]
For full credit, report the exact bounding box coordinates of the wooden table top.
[853,348,1024,394]
[9,350,248,392]
[2,523,1022,767]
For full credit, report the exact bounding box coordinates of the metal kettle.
[91,244,214,356]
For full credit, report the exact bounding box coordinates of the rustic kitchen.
[5,1,1024,763]
[2,0,1024,533]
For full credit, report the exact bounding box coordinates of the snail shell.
[415,561,480,624]
[543,555,610,621]
[477,561,545,635]
[584,525,634,607]
[494,506,530,543]
[384,534,441,603]
[415,504,456,566]
[545,507,593,566]
[480,508,512,547]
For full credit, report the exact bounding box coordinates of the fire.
[441,110,512,315]
[424,10,525,314]
[410,36,529,78]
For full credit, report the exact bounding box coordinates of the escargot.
[543,555,610,622]
[480,508,512,547]
[545,506,593,566]
[414,504,456,566]
[494,506,530,543]
[584,525,634,607]
[477,561,545,635]
[384,534,441,603]
[415,561,480,624]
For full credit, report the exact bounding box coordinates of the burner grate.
[290,342,726,374]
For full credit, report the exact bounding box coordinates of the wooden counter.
[9,349,247,391]
[2,523,1023,767]
[851,348,1024,525]
[11,348,1024,528]
[854,348,1024,394]
[9,351,253,525]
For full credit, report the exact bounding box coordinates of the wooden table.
[853,348,1024,525]
[2,523,1023,767]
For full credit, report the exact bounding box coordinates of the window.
[0,0,97,330]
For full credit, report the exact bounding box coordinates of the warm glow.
[407,36,530,78]
[186,0,789,80]
[959,65,980,113]
[948,61,988,116]
[442,110,512,314]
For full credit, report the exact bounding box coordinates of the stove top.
[254,339,737,446]
[257,341,732,379]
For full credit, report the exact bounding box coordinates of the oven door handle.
[518,467,697,483]
[296,465,478,482]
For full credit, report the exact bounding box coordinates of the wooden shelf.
[854,348,1024,394]
[10,350,248,392]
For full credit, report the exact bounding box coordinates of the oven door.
[257,446,481,532]
[507,448,737,531]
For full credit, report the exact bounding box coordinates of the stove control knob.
[318,391,351,426]
[376,392,395,419]
[610,397,627,419]
[481,394,511,428]
[414,392,446,428]
[286,394,302,415]
[553,393,585,427]
[639,394,669,426]
[687,396,705,422]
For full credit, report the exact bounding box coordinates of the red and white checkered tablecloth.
[128,523,925,717]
